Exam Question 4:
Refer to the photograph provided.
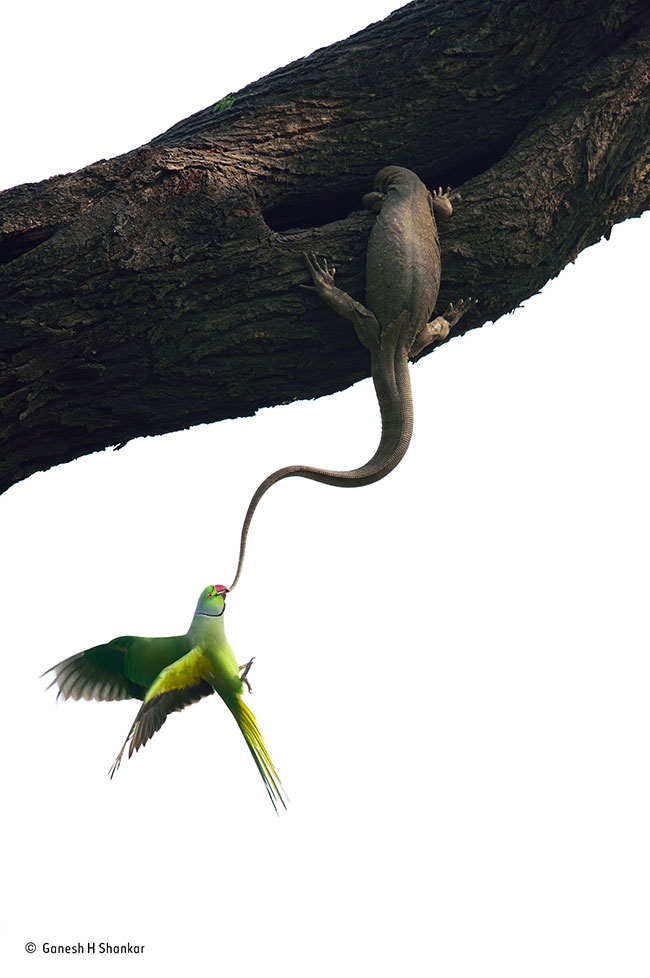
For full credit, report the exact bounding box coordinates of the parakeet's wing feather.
[42,639,145,702]
[43,634,189,702]
[109,646,214,777]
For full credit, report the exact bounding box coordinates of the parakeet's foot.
[239,657,255,693]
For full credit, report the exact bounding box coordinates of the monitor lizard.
[229,165,475,590]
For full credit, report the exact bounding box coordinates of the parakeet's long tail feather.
[227,697,287,813]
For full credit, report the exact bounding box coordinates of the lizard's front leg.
[409,297,477,359]
[430,185,460,222]
[302,253,381,351]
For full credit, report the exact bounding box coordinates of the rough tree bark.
[1,0,648,495]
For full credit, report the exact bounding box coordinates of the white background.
[2,2,649,976]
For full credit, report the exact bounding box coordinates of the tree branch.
[1,0,648,494]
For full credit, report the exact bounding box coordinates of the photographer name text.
[41,942,144,954]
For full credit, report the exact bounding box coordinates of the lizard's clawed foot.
[441,296,478,329]
[409,297,478,359]
[300,252,380,347]
[239,657,255,693]
[301,252,336,292]
[431,186,460,221]
[433,185,461,203]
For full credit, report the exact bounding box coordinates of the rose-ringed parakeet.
[43,585,286,811]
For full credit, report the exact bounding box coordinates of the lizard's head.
[373,165,424,196]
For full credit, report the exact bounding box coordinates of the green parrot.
[43,585,286,811]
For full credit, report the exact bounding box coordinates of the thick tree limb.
[1,0,648,494]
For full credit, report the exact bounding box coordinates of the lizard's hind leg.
[409,297,477,359]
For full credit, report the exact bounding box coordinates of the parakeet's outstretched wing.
[42,639,146,702]
[43,634,188,702]
[109,646,214,777]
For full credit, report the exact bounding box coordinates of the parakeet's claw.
[239,657,255,693]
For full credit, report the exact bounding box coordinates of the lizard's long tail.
[229,314,413,590]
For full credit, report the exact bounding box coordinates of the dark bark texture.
[1,0,649,494]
